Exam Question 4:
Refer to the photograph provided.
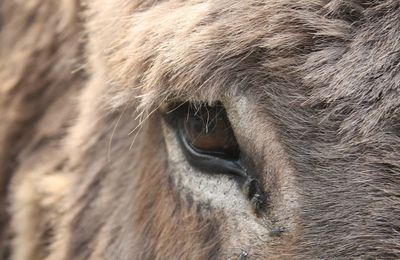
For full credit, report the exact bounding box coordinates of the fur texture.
[1,0,399,259]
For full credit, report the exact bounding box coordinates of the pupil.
[205,118,217,134]
[191,116,204,134]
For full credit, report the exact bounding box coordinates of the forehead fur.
[84,0,400,150]
[86,0,349,107]
[88,0,399,136]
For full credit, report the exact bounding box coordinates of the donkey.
[1,0,399,259]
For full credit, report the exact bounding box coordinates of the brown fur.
[1,0,399,259]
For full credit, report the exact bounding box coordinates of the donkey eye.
[164,103,267,212]
[164,102,243,176]
[182,104,239,160]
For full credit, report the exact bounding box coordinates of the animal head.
[2,0,400,259]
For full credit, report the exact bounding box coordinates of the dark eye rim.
[177,124,246,178]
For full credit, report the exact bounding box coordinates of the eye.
[163,102,267,213]
[165,102,245,177]
[182,103,239,160]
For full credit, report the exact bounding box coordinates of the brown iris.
[182,104,239,160]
